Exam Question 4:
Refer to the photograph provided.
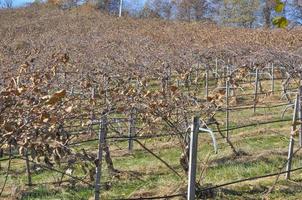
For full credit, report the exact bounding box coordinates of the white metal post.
[205,67,209,99]
[299,86,302,147]
[187,117,200,200]
[271,63,275,94]
[119,0,123,17]
[226,78,230,139]
[215,58,218,78]
[253,68,259,113]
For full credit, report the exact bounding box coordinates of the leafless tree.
[2,0,13,8]
[290,0,302,25]
[140,0,173,19]
[220,0,259,28]
[263,0,275,28]
[175,0,207,21]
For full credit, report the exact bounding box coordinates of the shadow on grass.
[22,184,93,200]
[215,179,302,199]
[210,149,292,167]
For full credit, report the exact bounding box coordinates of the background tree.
[2,0,13,8]
[263,0,275,28]
[141,0,173,19]
[220,0,260,27]
[175,0,207,21]
[160,0,173,19]
[288,0,302,25]
[139,3,161,18]
[192,0,207,20]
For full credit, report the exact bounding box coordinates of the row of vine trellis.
[1,54,302,199]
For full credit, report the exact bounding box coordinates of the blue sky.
[6,0,302,25]
[12,0,34,7]
[10,0,145,8]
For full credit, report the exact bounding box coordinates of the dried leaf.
[65,106,73,113]
[45,89,66,105]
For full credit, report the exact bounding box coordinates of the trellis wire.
[2,61,302,200]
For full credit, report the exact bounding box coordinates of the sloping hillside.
[0,4,301,76]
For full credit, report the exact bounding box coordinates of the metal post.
[253,69,259,113]
[286,94,299,180]
[215,58,218,78]
[226,78,230,139]
[70,86,74,96]
[299,86,302,147]
[64,72,66,84]
[271,63,275,94]
[128,107,136,153]
[90,87,96,136]
[226,63,230,82]
[95,113,107,200]
[205,67,209,99]
[188,72,192,87]
[92,87,95,99]
[286,136,295,180]
[119,0,123,17]
[249,62,252,84]
[104,76,108,105]
[196,61,199,83]
[187,117,200,200]
[195,61,200,92]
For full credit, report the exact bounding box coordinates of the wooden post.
[253,69,259,113]
[271,63,275,94]
[25,151,32,186]
[282,72,292,104]
[95,113,107,200]
[24,117,32,187]
[128,107,136,153]
[187,117,200,200]
[226,78,230,139]
[286,94,299,180]
[205,67,209,99]
[81,69,84,82]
